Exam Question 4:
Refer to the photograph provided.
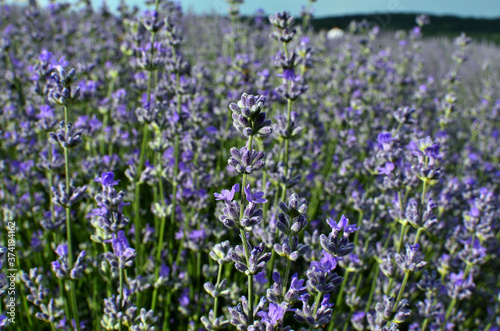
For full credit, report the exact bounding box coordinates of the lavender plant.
[0,2,498,331]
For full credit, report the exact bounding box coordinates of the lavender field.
[1,0,499,330]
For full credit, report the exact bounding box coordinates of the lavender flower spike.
[104,230,136,269]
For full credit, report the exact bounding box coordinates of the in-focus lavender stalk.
[222,93,272,326]
[202,240,233,330]
[269,11,308,205]
[48,64,84,331]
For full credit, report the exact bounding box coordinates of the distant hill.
[311,13,500,44]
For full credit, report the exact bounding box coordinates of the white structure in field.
[327,27,345,40]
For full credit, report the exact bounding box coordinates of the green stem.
[258,139,269,223]
[100,73,117,155]
[134,122,150,273]
[414,227,424,245]
[393,271,410,313]
[341,311,353,331]
[421,317,429,331]
[383,226,395,249]
[463,262,472,279]
[48,167,71,325]
[279,39,294,203]
[58,277,70,326]
[442,298,456,330]
[119,268,124,331]
[213,263,223,316]
[281,90,294,203]
[63,105,81,331]
[387,278,395,295]
[18,257,32,327]
[334,270,350,313]
[194,252,202,328]
[239,228,254,324]
[238,135,254,324]
[163,291,172,330]
[398,191,404,216]
[151,150,169,311]
[421,179,427,208]
[63,106,72,267]
[365,264,379,313]
[310,293,323,330]
[282,258,292,296]
[69,281,80,331]
[169,133,180,265]
[354,212,363,246]
[397,223,407,254]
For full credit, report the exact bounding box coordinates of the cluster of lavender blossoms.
[0,1,499,330]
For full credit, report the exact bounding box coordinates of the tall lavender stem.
[239,134,255,324]
[63,104,81,331]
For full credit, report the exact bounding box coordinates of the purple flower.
[319,294,334,311]
[377,132,392,150]
[284,273,307,302]
[277,68,301,82]
[244,184,267,204]
[94,172,120,187]
[310,251,337,273]
[326,215,359,238]
[30,230,44,252]
[55,244,68,258]
[50,56,69,70]
[179,288,190,307]
[378,162,395,175]
[160,265,170,278]
[0,315,7,327]
[257,302,284,326]
[352,311,365,323]
[290,273,306,291]
[104,231,136,269]
[108,231,133,257]
[39,49,53,62]
[56,317,86,331]
[424,143,441,160]
[255,270,268,284]
[450,271,474,288]
[36,105,55,120]
[51,260,63,271]
[214,183,240,202]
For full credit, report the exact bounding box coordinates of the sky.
[12,0,500,19]
[128,0,500,18]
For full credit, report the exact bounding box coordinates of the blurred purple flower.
[94,171,120,186]
[55,244,68,258]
